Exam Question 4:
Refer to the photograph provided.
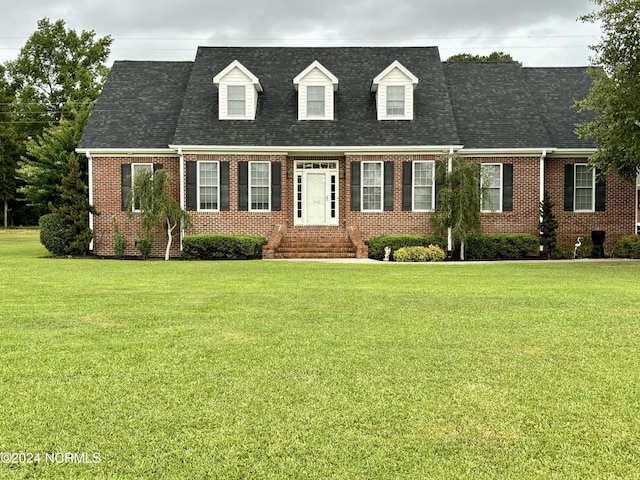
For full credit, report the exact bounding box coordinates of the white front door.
[305,172,328,225]
[294,161,339,226]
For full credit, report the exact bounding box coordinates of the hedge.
[612,235,640,259]
[465,234,539,260]
[394,245,446,262]
[367,234,446,261]
[182,234,267,260]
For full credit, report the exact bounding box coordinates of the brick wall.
[545,158,635,249]
[91,152,636,257]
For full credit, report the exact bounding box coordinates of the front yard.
[1,229,638,479]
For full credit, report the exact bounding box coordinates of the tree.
[5,18,112,126]
[0,65,17,227]
[431,155,484,260]
[51,153,98,255]
[446,51,516,62]
[17,107,91,216]
[575,0,640,181]
[539,190,558,258]
[129,169,192,260]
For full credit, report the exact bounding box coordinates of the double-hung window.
[227,85,246,117]
[386,86,405,117]
[481,164,502,212]
[306,86,325,117]
[362,162,383,211]
[249,161,270,211]
[413,161,434,211]
[574,164,595,211]
[198,162,219,211]
[131,163,153,211]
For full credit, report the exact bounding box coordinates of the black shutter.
[383,161,394,211]
[271,162,281,211]
[121,164,131,211]
[186,161,197,211]
[350,162,361,211]
[153,163,163,172]
[502,164,513,212]
[564,164,574,211]
[402,162,412,211]
[220,162,230,211]
[595,169,606,211]
[238,162,248,211]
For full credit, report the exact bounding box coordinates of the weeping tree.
[430,155,484,260]
[129,168,191,260]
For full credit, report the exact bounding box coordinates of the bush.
[113,218,127,258]
[465,234,539,260]
[367,234,446,261]
[612,235,640,258]
[182,234,267,260]
[39,213,67,256]
[394,245,446,262]
[135,238,152,259]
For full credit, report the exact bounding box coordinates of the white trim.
[169,145,462,155]
[248,161,271,212]
[574,163,596,212]
[293,60,339,92]
[75,148,176,156]
[87,152,94,251]
[197,161,221,212]
[481,163,503,212]
[412,160,435,212]
[213,60,263,92]
[371,60,419,92]
[131,163,154,212]
[361,161,384,212]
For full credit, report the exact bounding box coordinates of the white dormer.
[371,60,419,121]
[213,60,263,120]
[293,60,339,120]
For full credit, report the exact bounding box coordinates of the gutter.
[178,147,185,252]
[86,151,94,252]
[539,149,547,253]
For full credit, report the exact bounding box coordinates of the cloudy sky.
[0,0,602,67]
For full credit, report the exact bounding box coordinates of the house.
[77,46,637,259]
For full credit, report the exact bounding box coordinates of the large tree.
[446,51,516,62]
[0,65,17,227]
[575,0,640,181]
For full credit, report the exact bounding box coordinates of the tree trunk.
[3,200,7,228]
[165,219,174,261]
[460,241,465,261]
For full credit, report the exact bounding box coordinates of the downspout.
[539,149,547,253]
[87,151,94,252]
[447,147,454,254]
[178,147,185,251]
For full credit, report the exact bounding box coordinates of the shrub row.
[465,234,540,260]
[612,235,640,259]
[367,234,446,261]
[394,245,446,262]
[182,234,266,260]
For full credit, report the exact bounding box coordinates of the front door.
[306,172,328,225]
[294,161,339,226]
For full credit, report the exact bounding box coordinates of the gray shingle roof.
[442,62,551,149]
[172,46,460,147]
[523,67,597,149]
[78,48,595,151]
[78,61,193,149]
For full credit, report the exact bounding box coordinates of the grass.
[1,229,639,479]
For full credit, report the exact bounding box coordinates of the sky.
[0,0,603,67]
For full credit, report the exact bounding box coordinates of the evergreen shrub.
[182,234,267,260]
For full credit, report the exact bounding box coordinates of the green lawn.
[1,229,639,479]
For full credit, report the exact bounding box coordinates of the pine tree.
[539,190,558,259]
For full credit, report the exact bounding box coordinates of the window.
[413,161,434,211]
[575,164,594,211]
[481,164,502,212]
[362,162,383,211]
[306,86,325,116]
[227,85,246,117]
[386,86,405,116]
[249,162,270,211]
[131,163,153,211]
[198,162,219,211]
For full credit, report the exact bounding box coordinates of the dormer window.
[213,60,263,120]
[294,61,338,120]
[371,60,419,120]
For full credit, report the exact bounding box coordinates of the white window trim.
[226,84,247,118]
[294,61,338,121]
[412,161,435,212]
[131,163,153,212]
[371,60,418,121]
[249,161,271,212]
[197,161,220,212]
[361,161,384,212]
[481,163,503,213]
[574,163,596,212]
[305,85,327,118]
[386,85,406,118]
[213,60,262,121]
